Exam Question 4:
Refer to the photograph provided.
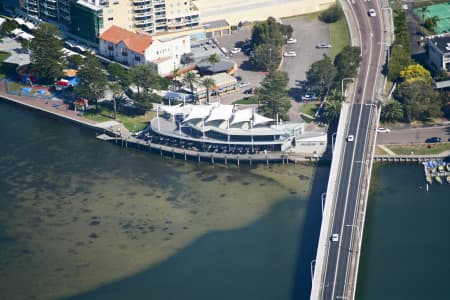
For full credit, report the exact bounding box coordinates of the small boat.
[435,176,443,184]
[447,163,450,172]
[426,175,433,185]
[438,165,445,172]
[447,176,450,184]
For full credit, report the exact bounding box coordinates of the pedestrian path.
[377,144,396,155]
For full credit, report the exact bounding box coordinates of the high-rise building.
[18,0,201,39]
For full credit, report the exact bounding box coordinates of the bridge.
[310,0,393,299]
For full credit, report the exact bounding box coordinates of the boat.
[447,163,450,172]
[435,176,443,184]
[447,176,450,184]
[426,175,433,185]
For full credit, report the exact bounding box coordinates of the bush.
[319,4,344,24]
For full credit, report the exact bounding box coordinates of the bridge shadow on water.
[65,165,331,300]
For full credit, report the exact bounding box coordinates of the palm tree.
[420,6,428,25]
[171,67,180,91]
[431,16,440,33]
[183,71,197,95]
[109,81,126,119]
[201,77,216,103]
[381,100,404,122]
[321,100,342,124]
[207,54,220,74]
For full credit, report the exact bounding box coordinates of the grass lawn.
[329,17,351,59]
[83,106,155,132]
[375,145,391,155]
[386,143,450,155]
[234,96,258,105]
[300,101,320,116]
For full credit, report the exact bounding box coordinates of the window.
[108,45,113,51]
[108,17,114,21]
[135,56,141,61]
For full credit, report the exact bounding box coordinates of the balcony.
[134,11,153,18]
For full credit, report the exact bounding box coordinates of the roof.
[206,104,233,122]
[231,108,253,125]
[203,19,230,30]
[183,104,214,122]
[100,25,152,54]
[427,34,450,54]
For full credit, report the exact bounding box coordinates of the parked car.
[301,92,317,101]
[239,81,250,88]
[283,51,296,57]
[243,88,254,94]
[287,38,297,44]
[331,233,339,242]
[425,137,442,143]
[231,47,242,54]
[376,127,390,133]
[347,135,355,142]
[368,9,376,17]
[316,43,332,49]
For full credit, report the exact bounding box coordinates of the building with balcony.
[99,25,191,75]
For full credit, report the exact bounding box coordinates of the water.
[357,164,450,300]
[0,100,327,300]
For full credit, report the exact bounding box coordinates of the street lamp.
[331,132,337,154]
[341,78,355,97]
[321,192,326,215]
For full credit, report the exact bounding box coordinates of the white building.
[99,25,190,75]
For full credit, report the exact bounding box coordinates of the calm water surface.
[357,164,450,300]
[0,101,327,300]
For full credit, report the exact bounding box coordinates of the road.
[377,125,450,144]
[320,0,384,299]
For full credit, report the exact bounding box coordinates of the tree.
[306,54,337,97]
[419,6,429,26]
[380,100,404,122]
[399,64,432,84]
[321,100,342,124]
[279,24,294,39]
[334,46,361,82]
[257,70,291,120]
[395,79,441,121]
[107,63,130,89]
[327,89,345,102]
[75,53,108,112]
[0,19,18,37]
[67,55,84,69]
[387,44,413,82]
[207,53,220,73]
[319,3,344,23]
[183,71,197,95]
[170,67,180,91]
[251,17,284,49]
[201,77,215,103]
[424,16,439,33]
[129,64,168,95]
[109,81,129,119]
[29,23,65,84]
[251,43,281,72]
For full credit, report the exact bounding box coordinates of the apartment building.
[99,25,191,75]
[18,0,201,39]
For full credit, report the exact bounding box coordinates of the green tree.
[201,77,215,103]
[395,79,441,121]
[399,64,432,84]
[334,46,361,82]
[319,3,344,23]
[207,53,220,73]
[327,89,345,102]
[29,23,65,84]
[170,67,180,91]
[257,70,291,120]
[0,19,18,37]
[109,81,129,119]
[321,100,342,124]
[387,44,413,82]
[183,71,197,95]
[67,54,84,69]
[129,64,168,95]
[306,54,337,97]
[251,43,280,72]
[380,99,404,122]
[279,24,293,39]
[75,53,108,112]
[107,63,130,89]
[251,17,284,49]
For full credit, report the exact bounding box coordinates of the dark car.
[425,137,442,143]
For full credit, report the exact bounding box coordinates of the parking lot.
[0,37,31,66]
[212,15,331,112]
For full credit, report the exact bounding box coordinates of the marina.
[422,159,450,185]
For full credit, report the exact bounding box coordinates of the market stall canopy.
[253,113,274,125]
[183,104,214,122]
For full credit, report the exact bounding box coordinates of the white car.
[238,81,250,88]
[287,38,297,44]
[347,135,354,142]
[376,127,391,133]
[331,233,339,242]
[283,51,297,57]
[368,9,376,17]
[231,47,241,54]
[316,43,332,49]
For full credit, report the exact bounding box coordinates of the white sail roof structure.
[184,104,214,122]
[24,22,36,30]
[253,113,274,125]
[231,108,253,125]
[159,104,183,115]
[14,17,25,25]
[206,104,233,123]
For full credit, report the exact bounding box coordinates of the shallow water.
[0,101,327,300]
